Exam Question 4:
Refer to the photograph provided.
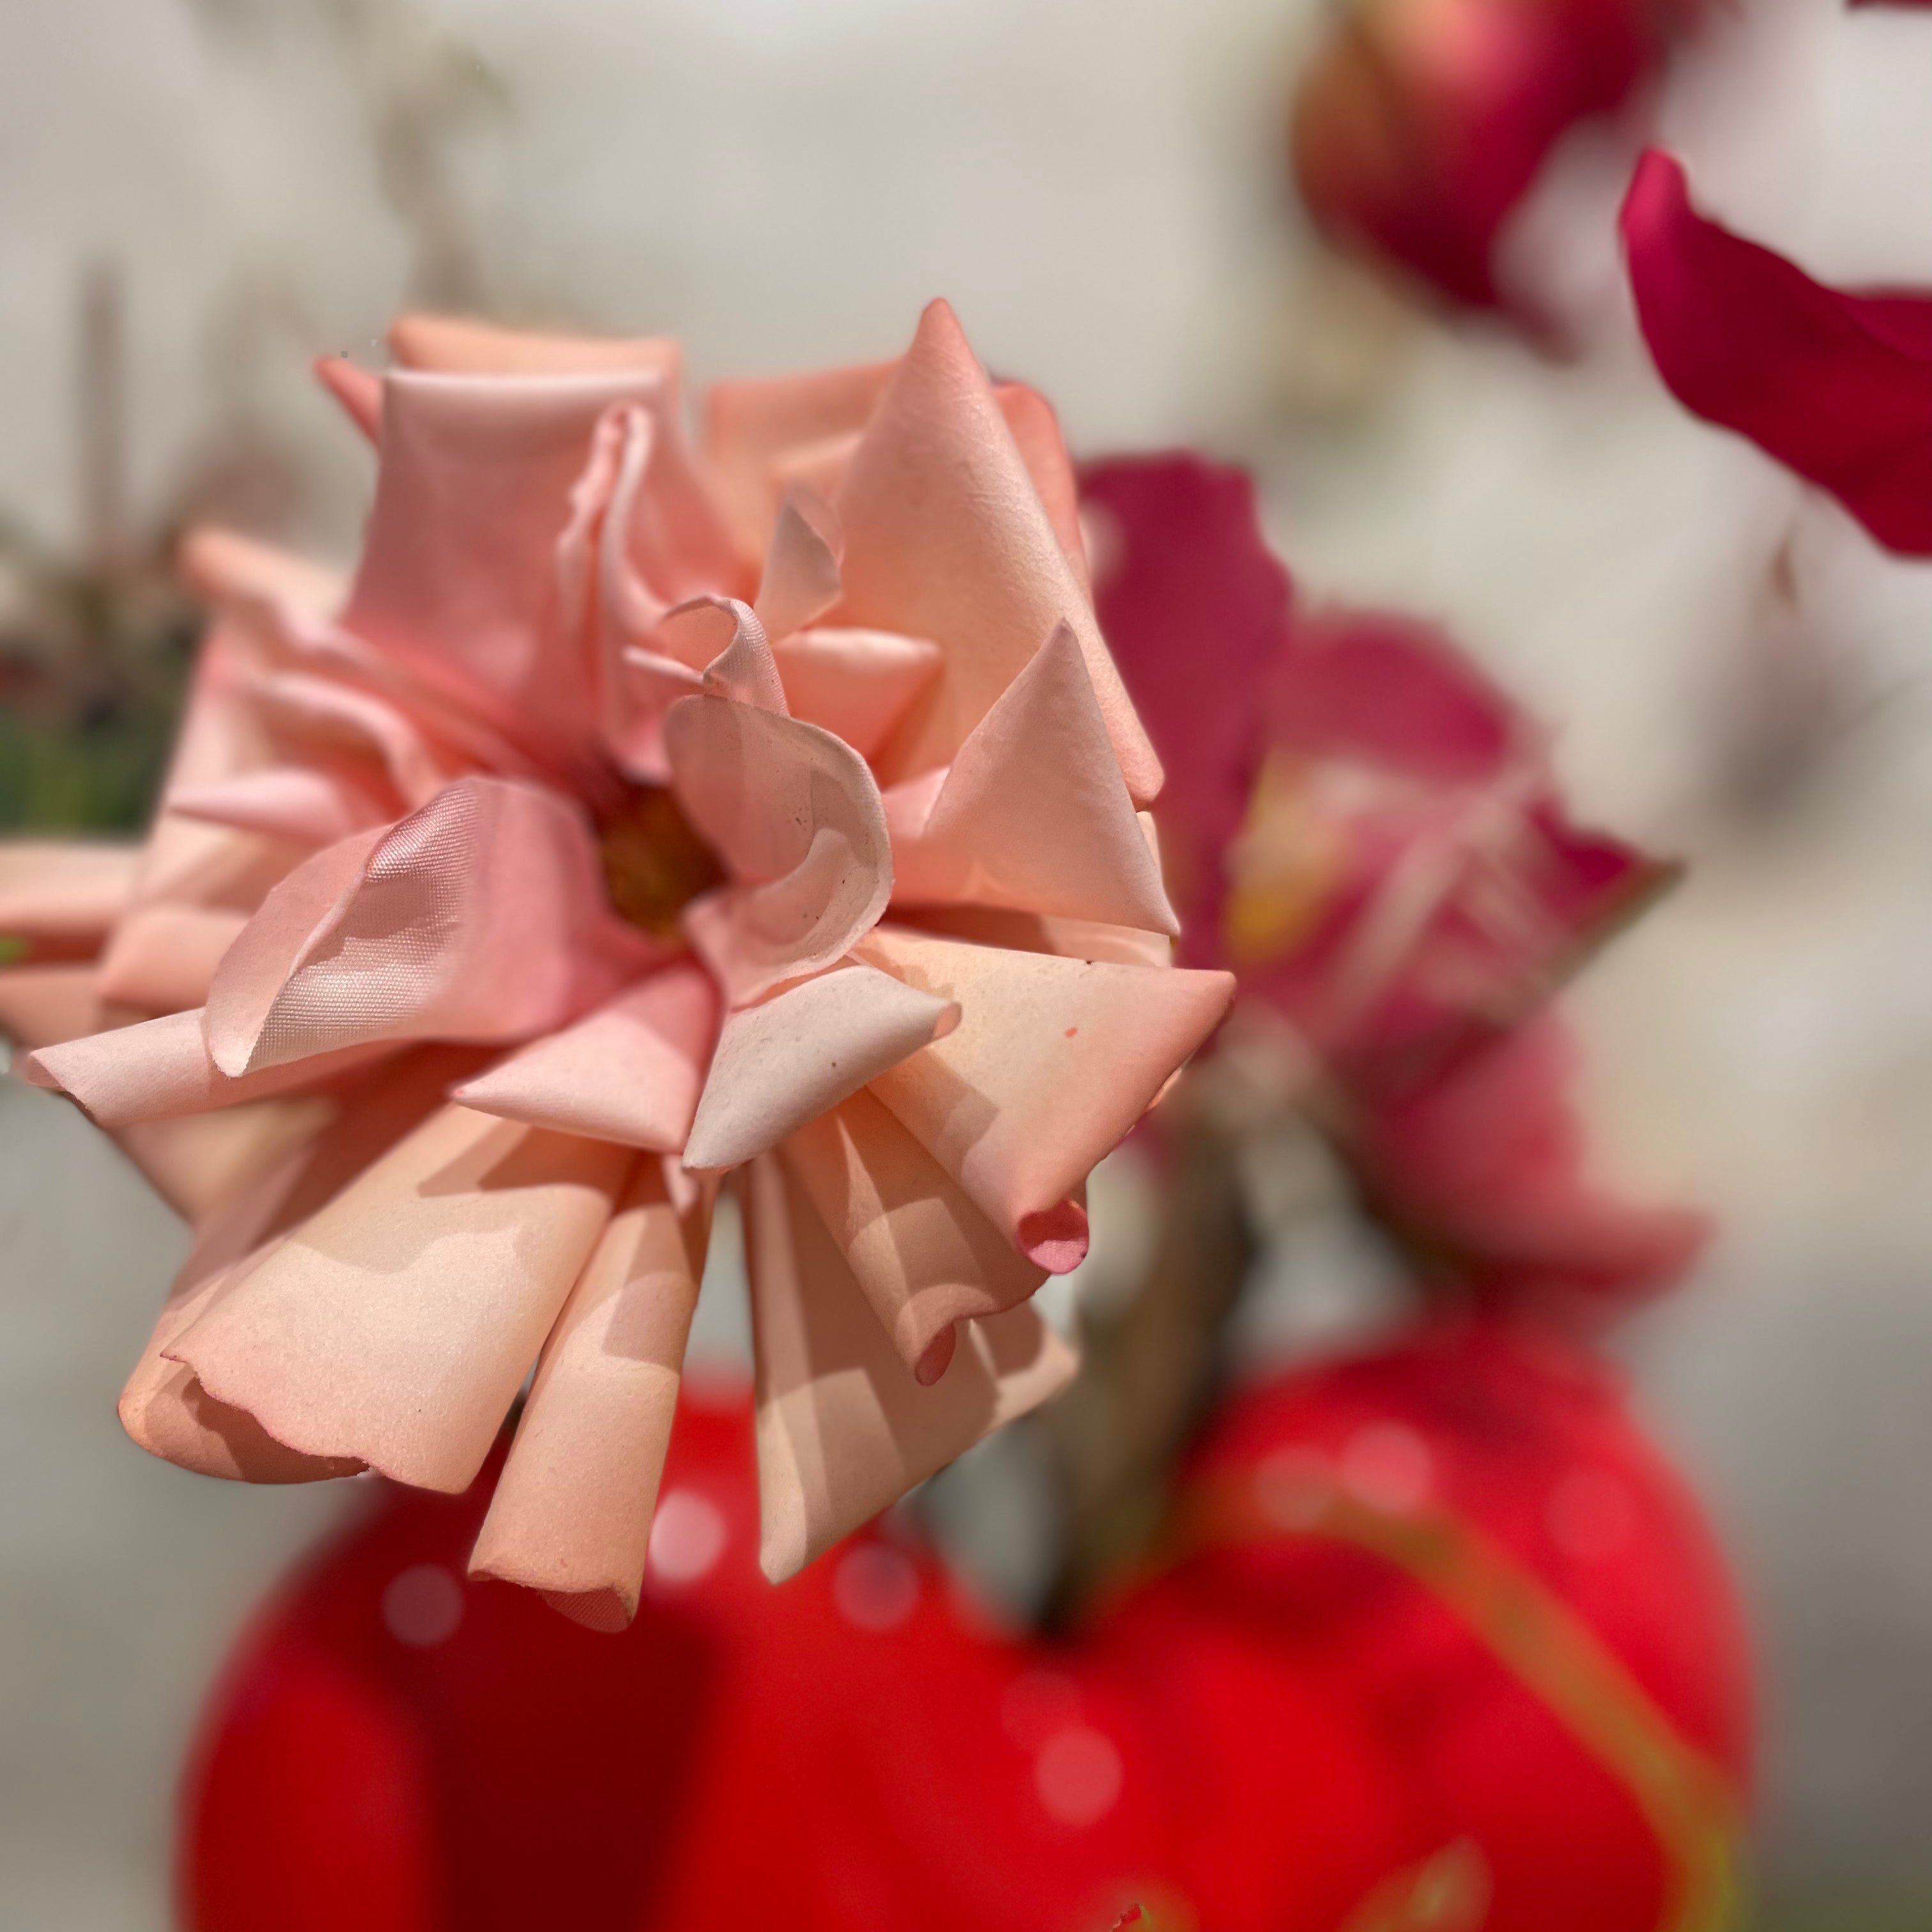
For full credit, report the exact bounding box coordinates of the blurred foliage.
[0,526,195,834]
[1751,1892,1932,1930]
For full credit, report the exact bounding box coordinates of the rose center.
[598,786,724,941]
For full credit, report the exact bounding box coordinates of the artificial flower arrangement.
[0,301,1235,1630]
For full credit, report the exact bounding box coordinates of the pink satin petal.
[120,1046,489,1466]
[0,964,103,1050]
[245,669,459,810]
[742,1151,1078,1581]
[668,697,892,1005]
[994,381,1088,587]
[896,904,1173,969]
[205,777,655,1077]
[834,300,1162,806]
[886,623,1178,935]
[22,1006,394,1128]
[452,961,719,1151]
[169,1106,632,1491]
[753,489,845,641]
[98,905,253,1015]
[664,597,788,714]
[682,964,958,1172]
[179,526,347,627]
[315,356,383,443]
[169,768,388,848]
[770,627,940,762]
[855,926,1236,1260]
[468,1157,714,1626]
[703,356,897,557]
[342,369,682,778]
[0,841,139,947]
[781,1086,1045,1383]
[390,314,684,381]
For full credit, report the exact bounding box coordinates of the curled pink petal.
[169,769,389,848]
[780,1087,1046,1381]
[835,299,1162,806]
[682,964,958,1172]
[886,622,1178,936]
[314,356,382,443]
[205,776,655,1078]
[0,964,103,1050]
[23,1007,394,1128]
[668,698,892,1005]
[857,926,1234,1259]
[664,597,788,714]
[993,381,1088,586]
[389,314,684,381]
[742,1151,1078,1581]
[468,1157,713,1629]
[452,962,719,1151]
[169,1106,633,1491]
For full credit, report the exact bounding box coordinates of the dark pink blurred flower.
[1623,148,1932,555]
[1085,455,1703,1314]
[1291,0,1701,315]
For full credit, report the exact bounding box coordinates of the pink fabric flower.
[1086,455,1705,1312]
[2,304,1234,1627]
[1623,148,1932,555]
[1291,0,1701,316]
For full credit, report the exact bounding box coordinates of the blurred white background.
[8,0,1932,1922]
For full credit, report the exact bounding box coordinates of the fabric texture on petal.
[168,1105,632,1491]
[682,964,958,1173]
[469,1157,712,1630]
[885,623,1177,935]
[833,300,1162,806]
[204,776,654,1077]
[753,489,845,642]
[769,628,940,763]
[742,1151,1078,1582]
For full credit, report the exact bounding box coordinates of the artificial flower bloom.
[1623,148,1932,556]
[1290,0,1701,315]
[1086,454,1704,1309]
[3,303,1234,1627]
[181,1318,1750,1932]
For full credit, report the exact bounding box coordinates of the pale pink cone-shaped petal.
[390,314,684,381]
[0,965,103,1048]
[897,904,1173,969]
[668,697,892,1005]
[753,489,844,641]
[993,382,1088,588]
[169,767,388,848]
[118,1100,338,1227]
[314,356,383,442]
[855,926,1236,1261]
[205,776,655,1077]
[742,1151,1078,1581]
[452,961,719,1151]
[469,1157,714,1629]
[834,301,1162,806]
[22,1007,394,1128]
[119,1046,482,1472]
[169,1105,632,1491]
[781,1086,1045,1384]
[703,357,896,556]
[770,628,940,762]
[342,369,689,779]
[682,964,958,1172]
[0,842,138,949]
[887,624,1178,935]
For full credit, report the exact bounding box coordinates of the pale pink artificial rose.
[1,302,1234,1629]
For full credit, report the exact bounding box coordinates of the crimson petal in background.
[1080,456,1292,966]
[1623,148,1932,555]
